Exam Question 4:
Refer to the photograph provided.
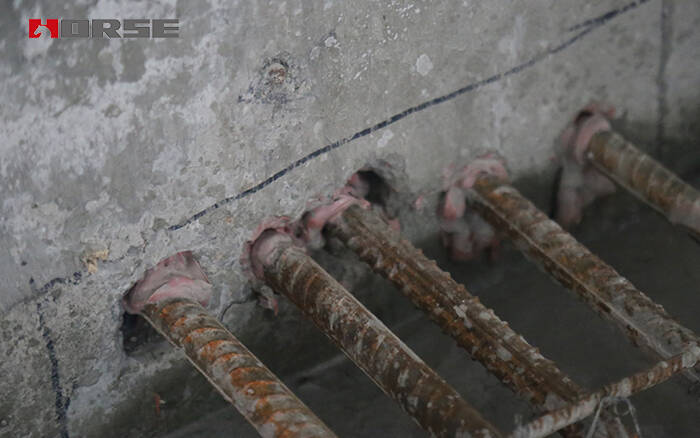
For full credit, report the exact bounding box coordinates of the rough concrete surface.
[0,0,699,437]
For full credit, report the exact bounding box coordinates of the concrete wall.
[1,0,699,436]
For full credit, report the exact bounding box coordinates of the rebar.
[326,205,584,410]
[587,130,700,239]
[469,174,700,382]
[252,231,502,438]
[126,252,337,438]
[510,345,700,438]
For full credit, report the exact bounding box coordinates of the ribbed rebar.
[327,205,595,437]
[510,345,700,438]
[254,231,502,438]
[126,252,336,438]
[469,174,700,383]
[141,298,336,438]
[587,130,700,239]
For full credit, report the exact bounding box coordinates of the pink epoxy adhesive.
[556,103,617,228]
[147,277,212,308]
[241,216,296,280]
[123,251,212,314]
[249,231,295,281]
[439,155,507,261]
[302,195,370,248]
[243,173,374,280]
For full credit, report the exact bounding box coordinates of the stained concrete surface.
[1,0,700,437]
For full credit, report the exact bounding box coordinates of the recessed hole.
[355,170,391,207]
[120,251,209,355]
[574,109,593,124]
[120,311,160,355]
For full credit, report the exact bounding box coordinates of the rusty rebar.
[327,206,583,406]
[469,174,700,382]
[252,231,502,438]
[587,130,700,239]
[327,205,598,437]
[126,252,337,438]
[510,345,700,438]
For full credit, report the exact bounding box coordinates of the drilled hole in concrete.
[354,169,392,207]
[120,311,161,355]
[120,278,162,355]
[345,168,402,233]
[265,58,289,86]
[120,251,212,355]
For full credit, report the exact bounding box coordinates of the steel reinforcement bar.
[252,231,502,438]
[125,252,337,438]
[587,130,700,239]
[510,345,700,438]
[327,206,585,408]
[468,174,700,383]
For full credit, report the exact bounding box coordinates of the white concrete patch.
[324,35,338,48]
[416,54,433,76]
[377,129,394,148]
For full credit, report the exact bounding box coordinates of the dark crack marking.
[30,272,83,296]
[567,0,650,33]
[19,0,653,306]
[36,300,70,438]
[168,0,651,231]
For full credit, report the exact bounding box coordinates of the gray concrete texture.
[0,0,698,436]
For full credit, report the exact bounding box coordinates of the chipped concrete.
[1,0,700,436]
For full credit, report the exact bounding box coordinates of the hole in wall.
[355,170,392,207]
[120,276,163,355]
[352,156,411,219]
[344,167,403,234]
[119,251,210,355]
[120,311,161,355]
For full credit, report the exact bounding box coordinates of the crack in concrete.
[12,4,680,435]
[167,0,653,232]
[23,0,653,316]
[37,300,71,438]
[30,272,83,295]
[567,0,650,33]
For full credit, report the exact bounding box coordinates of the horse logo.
[29,19,58,38]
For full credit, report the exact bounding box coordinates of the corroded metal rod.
[469,174,700,382]
[125,252,337,438]
[327,206,583,410]
[510,345,700,438]
[587,130,700,239]
[252,231,502,438]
